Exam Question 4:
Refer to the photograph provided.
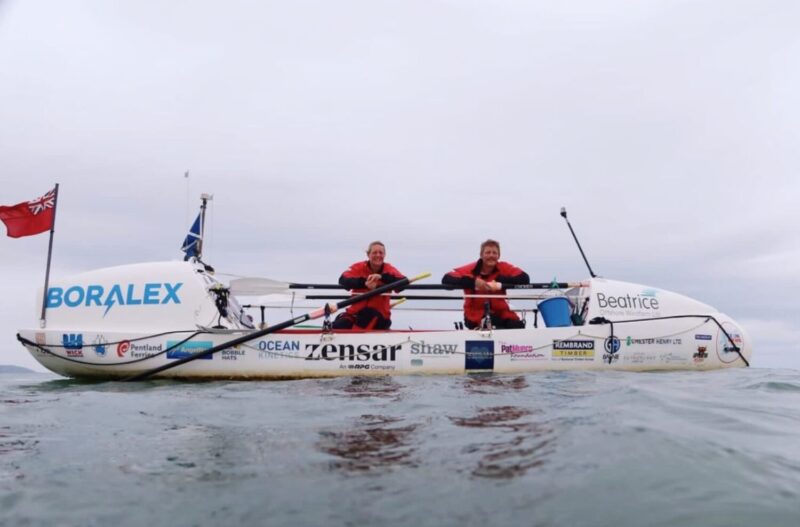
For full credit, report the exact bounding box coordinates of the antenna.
[184,170,190,227]
[199,193,213,261]
[560,207,597,278]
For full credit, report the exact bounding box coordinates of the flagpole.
[40,183,59,328]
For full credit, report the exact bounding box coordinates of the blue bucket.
[538,297,572,327]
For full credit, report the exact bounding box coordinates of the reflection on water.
[318,414,418,473]
[22,378,107,392]
[0,426,38,457]
[339,375,403,399]
[0,424,38,487]
[1,398,35,405]
[461,373,529,394]
[118,423,260,484]
[450,406,555,479]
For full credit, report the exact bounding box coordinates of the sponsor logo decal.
[695,334,712,341]
[117,340,162,359]
[604,337,620,353]
[596,290,660,316]
[304,343,400,362]
[93,335,108,357]
[716,323,744,364]
[166,340,213,360]
[693,346,708,363]
[603,336,621,363]
[552,349,594,359]
[465,340,494,370]
[130,343,163,358]
[46,282,183,316]
[553,340,595,350]
[719,332,743,354]
[623,351,655,364]
[625,336,682,346]
[257,339,301,359]
[258,340,301,351]
[410,341,457,356]
[503,342,547,361]
[551,339,595,360]
[221,349,245,361]
[62,333,84,357]
[659,352,688,364]
[501,343,534,353]
[623,350,687,365]
[63,334,83,349]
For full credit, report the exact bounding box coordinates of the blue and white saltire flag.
[181,213,201,261]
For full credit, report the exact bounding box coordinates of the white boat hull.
[19,318,749,380]
[17,261,752,380]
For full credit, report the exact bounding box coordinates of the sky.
[1,0,798,371]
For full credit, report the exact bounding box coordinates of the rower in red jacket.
[442,239,530,329]
[332,241,406,330]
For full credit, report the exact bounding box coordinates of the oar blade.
[229,277,291,296]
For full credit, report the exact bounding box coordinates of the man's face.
[480,245,500,267]
[368,244,385,269]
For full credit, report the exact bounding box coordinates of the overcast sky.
[1,0,798,371]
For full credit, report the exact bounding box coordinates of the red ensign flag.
[0,188,57,238]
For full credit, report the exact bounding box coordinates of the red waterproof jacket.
[339,261,406,319]
[442,260,530,325]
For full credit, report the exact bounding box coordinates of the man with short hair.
[332,241,406,330]
[442,239,530,329]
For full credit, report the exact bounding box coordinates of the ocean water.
[2,368,800,527]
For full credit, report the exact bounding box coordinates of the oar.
[229,277,587,295]
[286,281,586,290]
[302,293,550,301]
[124,272,430,381]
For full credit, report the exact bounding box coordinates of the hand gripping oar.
[124,272,430,381]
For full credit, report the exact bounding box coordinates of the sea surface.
[2,367,800,527]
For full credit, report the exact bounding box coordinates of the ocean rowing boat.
[17,259,751,380]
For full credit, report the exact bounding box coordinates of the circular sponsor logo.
[117,340,130,357]
[716,323,744,364]
[604,336,621,354]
